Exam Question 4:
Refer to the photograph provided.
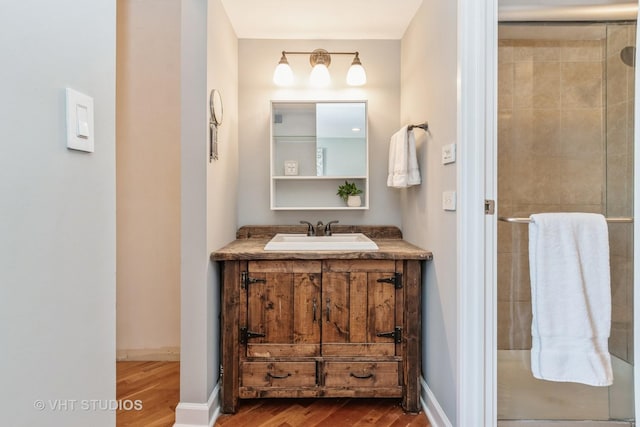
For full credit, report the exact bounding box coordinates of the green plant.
[336,181,363,202]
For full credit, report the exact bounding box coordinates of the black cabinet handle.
[312,297,317,322]
[349,372,374,379]
[267,372,291,379]
[325,297,331,322]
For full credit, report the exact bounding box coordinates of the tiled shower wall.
[497,23,635,362]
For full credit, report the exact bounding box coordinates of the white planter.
[347,195,362,207]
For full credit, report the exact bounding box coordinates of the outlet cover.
[442,191,456,211]
[442,143,456,165]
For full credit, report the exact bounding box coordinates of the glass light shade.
[347,63,367,86]
[309,63,331,87]
[273,62,294,86]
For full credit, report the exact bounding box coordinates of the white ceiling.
[219,0,424,40]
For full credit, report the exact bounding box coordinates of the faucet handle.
[324,220,339,236]
[299,220,315,236]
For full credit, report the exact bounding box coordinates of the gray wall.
[237,39,402,226]
[177,0,239,415]
[401,0,459,424]
[0,1,116,426]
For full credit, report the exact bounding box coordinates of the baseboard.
[173,384,220,427]
[116,347,180,361]
[421,377,453,427]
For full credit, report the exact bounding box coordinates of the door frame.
[457,0,497,425]
[466,1,640,426]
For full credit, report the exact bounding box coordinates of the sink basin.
[264,233,379,251]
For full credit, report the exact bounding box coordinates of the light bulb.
[347,53,367,86]
[309,63,331,87]
[273,53,294,86]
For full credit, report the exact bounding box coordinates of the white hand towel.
[387,126,421,188]
[529,212,613,386]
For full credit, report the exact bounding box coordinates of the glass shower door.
[496,21,636,424]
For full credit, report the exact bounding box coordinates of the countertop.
[211,225,433,261]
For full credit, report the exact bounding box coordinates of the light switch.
[442,143,456,165]
[66,88,94,152]
[442,191,457,211]
[76,104,90,138]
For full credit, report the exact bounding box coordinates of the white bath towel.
[529,212,613,386]
[387,126,421,188]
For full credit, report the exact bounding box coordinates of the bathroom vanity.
[211,225,432,414]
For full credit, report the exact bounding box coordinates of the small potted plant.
[337,181,363,207]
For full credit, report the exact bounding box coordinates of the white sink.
[264,233,379,251]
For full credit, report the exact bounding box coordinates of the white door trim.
[457,0,498,425]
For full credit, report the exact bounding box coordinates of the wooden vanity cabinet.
[214,225,430,414]
[219,257,424,414]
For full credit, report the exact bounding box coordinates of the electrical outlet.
[442,191,456,211]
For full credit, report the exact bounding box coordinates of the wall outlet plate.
[284,160,299,176]
[442,191,457,211]
[442,143,456,165]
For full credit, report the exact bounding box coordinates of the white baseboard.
[421,377,453,427]
[116,346,180,361]
[173,384,220,427]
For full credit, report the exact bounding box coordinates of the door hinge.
[484,199,495,215]
[376,272,403,289]
[376,326,402,344]
[241,271,266,289]
[240,327,265,343]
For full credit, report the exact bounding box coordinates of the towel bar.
[498,216,633,224]
[408,122,428,132]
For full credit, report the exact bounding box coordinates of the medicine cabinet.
[270,101,369,210]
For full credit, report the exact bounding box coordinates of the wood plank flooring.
[215,398,431,427]
[116,361,180,426]
[116,361,430,427]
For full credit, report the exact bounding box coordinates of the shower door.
[497,22,636,424]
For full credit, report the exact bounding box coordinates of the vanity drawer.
[241,361,316,387]
[324,361,400,388]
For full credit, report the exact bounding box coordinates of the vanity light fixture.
[272,49,367,87]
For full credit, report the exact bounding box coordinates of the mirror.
[271,101,367,177]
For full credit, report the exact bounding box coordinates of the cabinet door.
[245,261,321,357]
[321,260,400,357]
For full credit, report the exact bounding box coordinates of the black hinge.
[376,326,402,344]
[240,327,265,343]
[241,271,266,289]
[376,272,403,289]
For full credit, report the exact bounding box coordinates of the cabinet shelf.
[272,175,367,180]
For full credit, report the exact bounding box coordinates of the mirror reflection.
[272,101,367,177]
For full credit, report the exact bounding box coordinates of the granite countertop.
[211,225,433,261]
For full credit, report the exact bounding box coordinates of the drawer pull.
[312,297,317,322]
[267,372,291,379]
[326,297,331,322]
[349,372,374,379]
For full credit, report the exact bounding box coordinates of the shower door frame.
[461,1,640,426]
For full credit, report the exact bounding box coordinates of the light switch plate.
[66,88,94,153]
[442,191,457,211]
[442,143,456,165]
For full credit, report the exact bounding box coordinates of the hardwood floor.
[116,361,180,427]
[116,361,430,427]
[215,398,431,427]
